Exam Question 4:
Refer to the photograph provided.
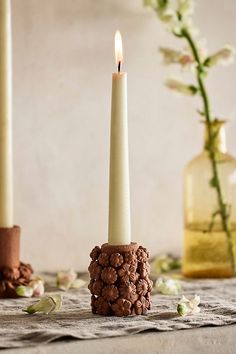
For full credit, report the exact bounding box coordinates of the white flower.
[151,254,181,274]
[159,47,195,69]
[158,8,177,24]
[23,295,62,315]
[143,0,157,8]
[16,277,45,298]
[177,294,201,316]
[177,0,194,17]
[57,269,77,291]
[57,269,85,291]
[196,38,208,61]
[70,278,86,289]
[182,17,199,37]
[29,277,45,297]
[205,45,236,67]
[155,278,181,295]
[165,78,197,95]
[159,47,182,64]
[16,285,34,298]
[179,53,195,67]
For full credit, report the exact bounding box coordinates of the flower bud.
[57,269,77,291]
[177,302,188,316]
[16,285,34,298]
[24,295,62,315]
[177,295,201,316]
[165,78,197,95]
[205,45,235,67]
[155,278,181,295]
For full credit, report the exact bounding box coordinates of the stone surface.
[3,325,236,354]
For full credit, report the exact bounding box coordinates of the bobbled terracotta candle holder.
[0,226,33,298]
[88,242,153,316]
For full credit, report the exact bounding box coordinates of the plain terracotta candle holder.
[0,226,33,298]
[88,242,153,316]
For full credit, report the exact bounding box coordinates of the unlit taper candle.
[108,31,131,245]
[0,0,13,227]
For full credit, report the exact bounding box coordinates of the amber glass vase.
[182,121,236,278]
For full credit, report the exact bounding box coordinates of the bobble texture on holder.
[88,243,153,316]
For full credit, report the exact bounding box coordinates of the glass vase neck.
[203,120,227,153]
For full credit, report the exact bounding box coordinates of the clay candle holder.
[88,242,153,316]
[0,226,33,298]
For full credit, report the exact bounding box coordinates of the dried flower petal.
[16,285,34,298]
[158,8,177,24]
[165,78,197,95]
[143,0,157,8]
[205,45,236,67]
[70,278,86,289]
[151,254,181,274]
[57,269,85,291]
[57,269,77,291]
[177,294,201,316]
[24,295,62,315]
[16,277,45,298]
[29,277,45,297]
[177,0,194,17]
[159,47,195,69]
[155,278,181,295]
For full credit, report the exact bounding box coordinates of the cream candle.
[108,31,131,245]
[0,0,13,227]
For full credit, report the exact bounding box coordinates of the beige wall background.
[11,0,236,271]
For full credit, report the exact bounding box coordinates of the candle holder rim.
[101,242,138,255]
[0,225,20,232]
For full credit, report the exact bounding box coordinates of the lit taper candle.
[0,0,13,227]
[108,31,131,245]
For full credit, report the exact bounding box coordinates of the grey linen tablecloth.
[1,277,236,349]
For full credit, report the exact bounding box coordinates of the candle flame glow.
[115,30,123,71]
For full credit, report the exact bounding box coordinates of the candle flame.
[115,30,123,71]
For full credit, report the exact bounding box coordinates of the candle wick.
[118,61,121,73]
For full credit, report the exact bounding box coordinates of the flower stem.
[182,28,236,272]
